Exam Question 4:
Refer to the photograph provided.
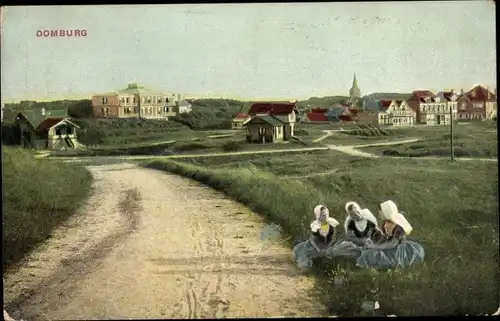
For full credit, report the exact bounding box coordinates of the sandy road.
[4,163,324,320]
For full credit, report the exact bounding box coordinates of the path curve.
[4,163,323,320]
[327,138,498,162]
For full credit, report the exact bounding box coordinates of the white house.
[436,91,459,120]
[177,99,193,114]
[377,100,416,127]
[418,95,454,125]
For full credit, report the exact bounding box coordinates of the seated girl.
[356,200,425,269]
[326,201,379,259]
[292,205,340,271]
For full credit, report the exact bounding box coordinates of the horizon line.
[2,84,495,104]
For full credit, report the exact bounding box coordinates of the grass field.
[2,147,93,271]
[359,124,497,158]
[143,151,499,316]
[322,122,497,156]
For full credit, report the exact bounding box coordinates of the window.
[147,97,151,104]
[102,97,108,104]
[126,97,130,104]
[166,98,169,103]
[158,107,162,113]
[133,97,136,104]
[157,97,162,104]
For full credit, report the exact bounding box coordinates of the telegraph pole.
[449,104,454,162]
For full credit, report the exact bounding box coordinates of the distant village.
[233,74,497,130]
[1,75,497,150]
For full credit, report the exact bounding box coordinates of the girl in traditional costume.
[326,201,380,259]
[292,205,340,270]
[356,200,425,268]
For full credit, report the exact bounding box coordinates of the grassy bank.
[2,147,92,271]
[142,152,499,316]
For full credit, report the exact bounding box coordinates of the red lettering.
[37,29,88,38]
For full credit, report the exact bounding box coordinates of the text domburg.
[36,29,88,37]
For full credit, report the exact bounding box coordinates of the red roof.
[248,102,296,115]
[36,117,65,131]
[380,100,392,108]
[348,108,360,115]
[233,113,250,119]
[306,112,328,122]
[411,90,435,97]
[466,85,496,101]
[407,100,420,112]
[311,108,328,113]
[440,91,455,101]
[409,90,435,102]
[338,115,355,122]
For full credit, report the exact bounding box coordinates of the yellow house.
[92,83,180,119]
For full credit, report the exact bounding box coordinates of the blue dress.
[293,225,336,269]
[326,219,377,259]
[356,221,425,268]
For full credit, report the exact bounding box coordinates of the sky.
[0,2,496,102]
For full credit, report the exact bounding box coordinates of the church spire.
[352,73,358,89]
[349,72,361,105]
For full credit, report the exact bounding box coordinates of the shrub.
[382,149,400,156]
[222,141,243,152]
[174,142,208,152]
[1,122,21,146]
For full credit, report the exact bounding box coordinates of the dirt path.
[3,163,324,320]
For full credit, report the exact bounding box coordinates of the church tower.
[349,73,361,106]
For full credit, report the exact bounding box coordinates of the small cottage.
[247,102,296,139]
[15,108,82,150]
[47,118,82,150]
[246,115,284,143]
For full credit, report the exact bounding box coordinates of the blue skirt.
[356,240,425,268]
[326,239,364,259]
[292,239,328,269]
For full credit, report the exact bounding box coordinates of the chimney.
[460,88,464,95]
[41,108,46,116]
